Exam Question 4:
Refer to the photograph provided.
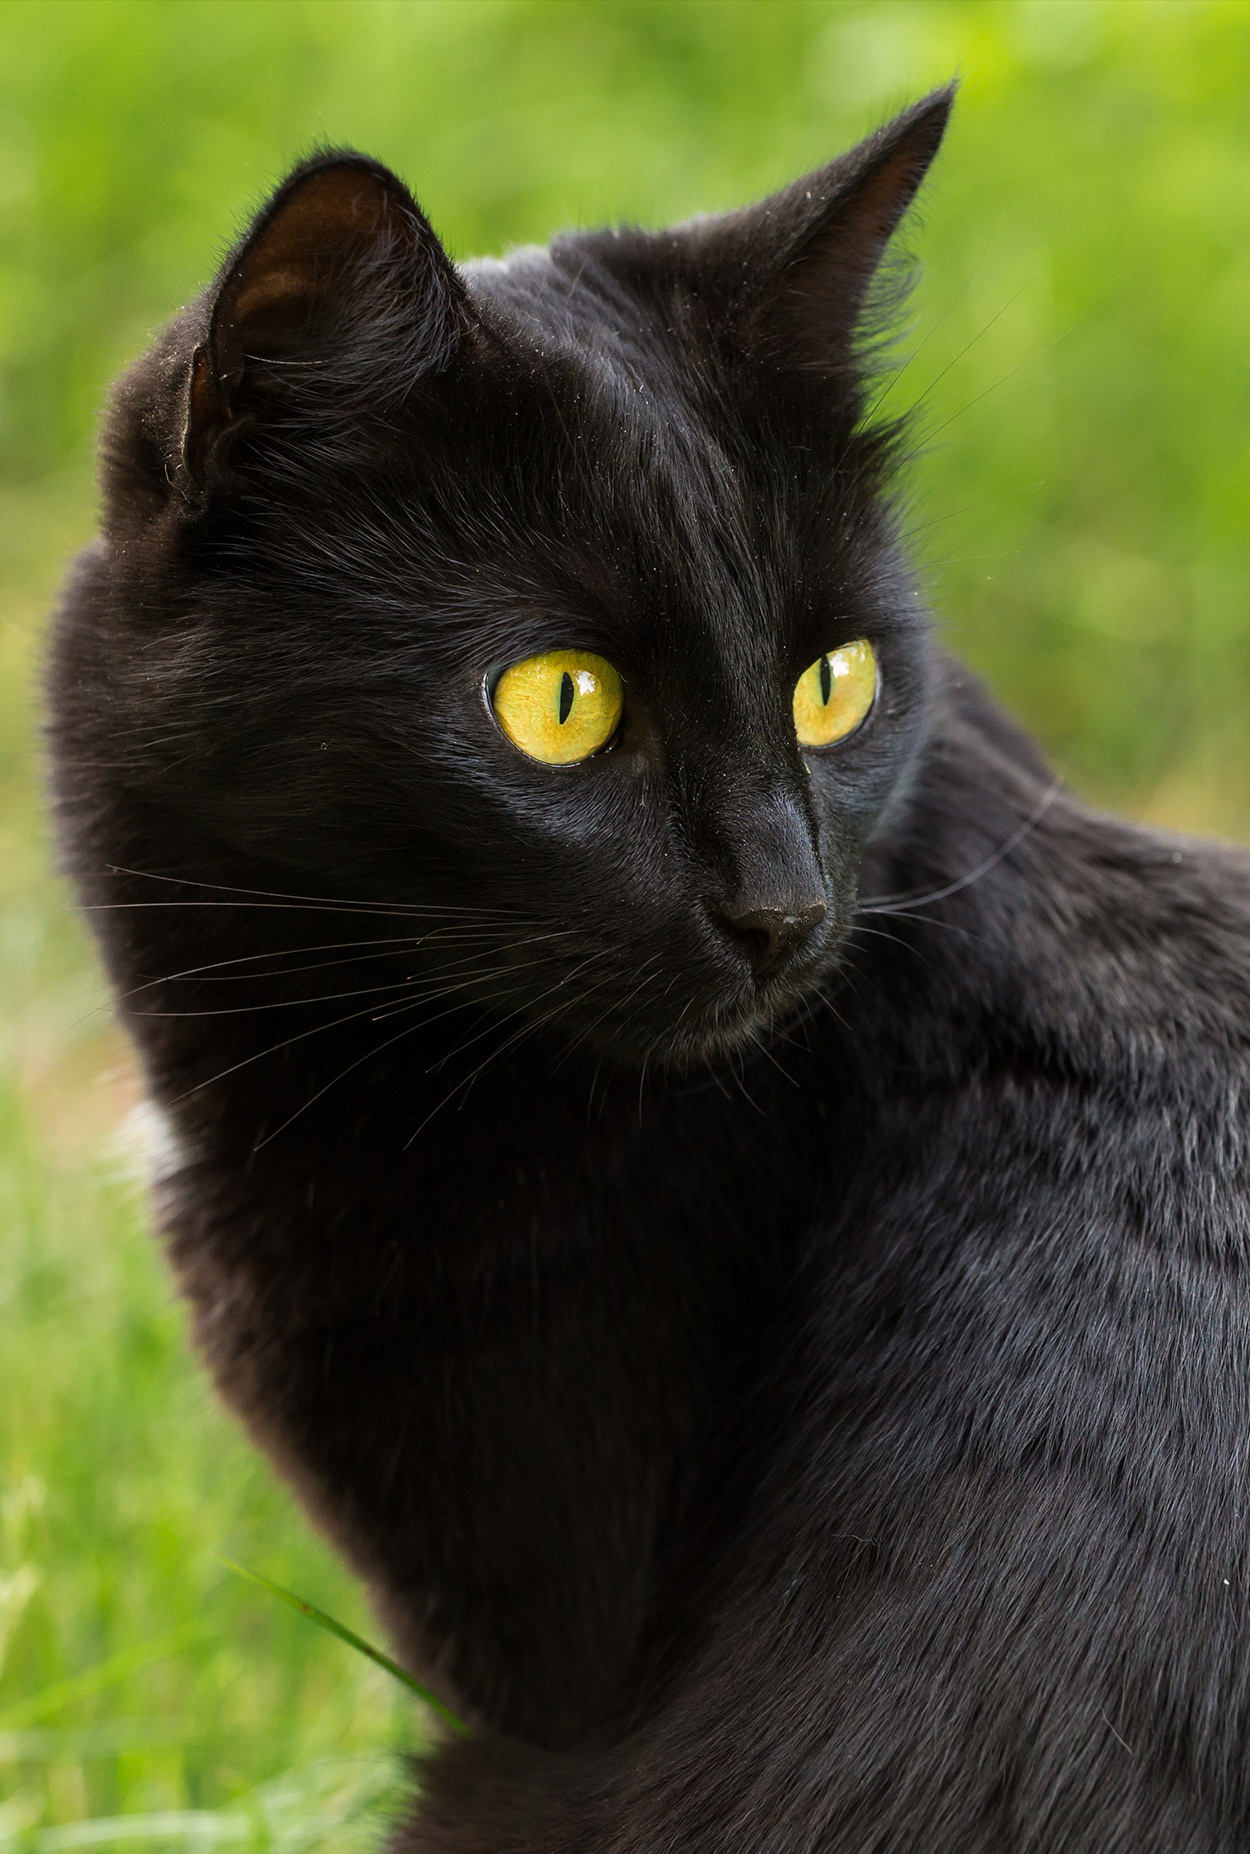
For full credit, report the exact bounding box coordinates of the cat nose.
[722,900,827,977]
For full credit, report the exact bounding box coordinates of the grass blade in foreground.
[216,1557,468,1736]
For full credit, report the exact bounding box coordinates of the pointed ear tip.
[272,150,413,213]
[900,82,958,143]
[218,152,424,284]
[284,145,402,183]
[924,78,960,109]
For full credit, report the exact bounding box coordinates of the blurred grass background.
[2,0,1250,1846]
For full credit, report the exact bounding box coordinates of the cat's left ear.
[676,86,954,369]
[184,152,469,487]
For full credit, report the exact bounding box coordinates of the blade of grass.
[215,1557,468,1736]
[0,1622,211,1730]
[37,1809,250,1850]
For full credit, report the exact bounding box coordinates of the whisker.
[895,281,1031,435]
[130,932,580,1020]
[103,864,527,919]
[848,921,935,958]
[561,954,664,1060]
[744,1028,800,1089]
[422,950,617,1073]
[859,776,1062,914]
[364,939,592,1028]
[249,956,600,1148]
[544,959,669,1088]
[167,981,494,1106]
[461,967,629,1098]
[862,229,997,427]
[136,982,413,1019]
[162,933,510,987]
[68,933,457,1034]
[405,950,665,1147]
[86,898,518,922]
[909,327,1071,453]
[364,952,597,1031]
[900,482,1044,547]
[856,907,981,940]
[246,979,540,1151]
[126,935,433,996]
[728,1046,764,1116]
[405,987,604,1147]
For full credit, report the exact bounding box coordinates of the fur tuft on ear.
[183,152,468,487]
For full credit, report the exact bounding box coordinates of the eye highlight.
[492,650,624,765]
[793,640,877,749]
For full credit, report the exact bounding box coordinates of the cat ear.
[184,152,468,486]
[665,87,953,372]
[745,87,953,363]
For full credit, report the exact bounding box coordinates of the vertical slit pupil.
[819,655,832,706]
[559,671,575,725]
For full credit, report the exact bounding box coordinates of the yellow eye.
[492,650,624,765]
[793,639,877,748]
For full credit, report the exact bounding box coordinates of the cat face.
[88,92,951,1068]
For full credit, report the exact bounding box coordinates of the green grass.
[0,1067,425,1847]
[3,1,1250,1845]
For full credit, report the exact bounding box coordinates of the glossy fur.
[46,90,1250,1850]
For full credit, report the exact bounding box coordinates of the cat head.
[80,89,952,1069]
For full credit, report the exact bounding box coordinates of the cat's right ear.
[616,88,953,381]
[183,152,468,490]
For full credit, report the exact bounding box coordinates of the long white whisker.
[860,776,1062,914]
[422,950,617,1073]
[103,864,526,918]
[247,976,556,1151]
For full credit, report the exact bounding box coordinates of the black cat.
[47,86,1250,1850]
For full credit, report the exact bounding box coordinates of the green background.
[2,2,1249,1846]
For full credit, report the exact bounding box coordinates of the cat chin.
[560,962,834,1073]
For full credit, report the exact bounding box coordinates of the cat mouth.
[555,936,836,1070]
[705,957,833,1058]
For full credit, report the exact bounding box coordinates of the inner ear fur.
[184,153,467,485]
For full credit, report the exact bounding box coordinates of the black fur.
[46,89,1250,1849]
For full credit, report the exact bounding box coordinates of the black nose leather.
[723,900,826,977]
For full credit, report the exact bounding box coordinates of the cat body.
[47,91,1250,1849]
